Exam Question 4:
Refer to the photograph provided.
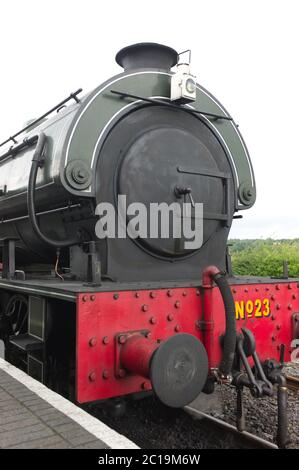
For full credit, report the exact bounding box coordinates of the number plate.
[235,298,271,320]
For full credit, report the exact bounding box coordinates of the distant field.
[228,239,299,278]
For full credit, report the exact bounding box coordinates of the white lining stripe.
[0,357,139,449]
[65,70,253,191]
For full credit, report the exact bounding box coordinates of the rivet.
[142,304,149,312]
[255,287,259,292]
[174,300,180,309]
[89,372,96,382]
[288,304,292,310]
[150,316,157,324]
[118,335,126,344]
[276,304,281,310]
[145,332,152,339]
[276,324,281,330]
[276,285,280,290]
[244,288,248,293]
[167,290,173,297]
[102,370,109,380]
[135,292,140,298]
[150,291,156,298]
[292,294,297,300]
[102,336,109,345]
[265,287,270,291]
[141,381,151,390]
[90,295,95,301]
[271,314,276,320]
[118,369,126,378]
[82,295,88,302]
[232,288,237,294]
[113,293,119,300]
[182,291,187,297]
[196,289,200,296]
[288,284,292,290]
[271,295,275,300]
[271,335,276,342]
[167,314,174,321]
[175,325,180,332]
[89,337,97,347]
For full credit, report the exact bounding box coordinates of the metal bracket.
[1,237,19,280]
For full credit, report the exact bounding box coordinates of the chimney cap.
[115,43,178,71]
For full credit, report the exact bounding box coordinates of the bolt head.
[174,300,180,309]
[175,325,180,332]
[102,370,109,380]
[89,372,96,382]
[134,292,140,298]
[118,335,126,344]
[276,285,280,290]
[141,381,151,390]
[150,291,156,298]
[167,314,174,321]
[182,291,187,297]
[118,369,126,378]
[82,295,88,302]
[167,290,173,297]
[150,316,157,324]
[102,336,109,345]
[90,295,95,301]
[89,337,97,347]
[113,293,119,300]
[142,304,149,312]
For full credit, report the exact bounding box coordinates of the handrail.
[0,88,82,148]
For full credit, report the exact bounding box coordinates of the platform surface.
[0,358,138,449]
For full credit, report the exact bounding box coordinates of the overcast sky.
[1,0,298,239]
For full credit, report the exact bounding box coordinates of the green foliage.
[229,239,299,278]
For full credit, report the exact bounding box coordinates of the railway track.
[89,396,279,449]
[185,407,278,449]
[286,375,299,393]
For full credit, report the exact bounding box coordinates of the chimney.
[115,43,178,72]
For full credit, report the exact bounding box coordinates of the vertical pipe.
[236,387,246,432]
[276,382,288,448]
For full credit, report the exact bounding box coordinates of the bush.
[229,239,299,278]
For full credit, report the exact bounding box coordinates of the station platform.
[0,358,138,449]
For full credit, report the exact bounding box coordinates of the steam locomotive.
[0,43,297,447]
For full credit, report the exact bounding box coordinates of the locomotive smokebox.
[115,42,178,71]
[120,333,208,407]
